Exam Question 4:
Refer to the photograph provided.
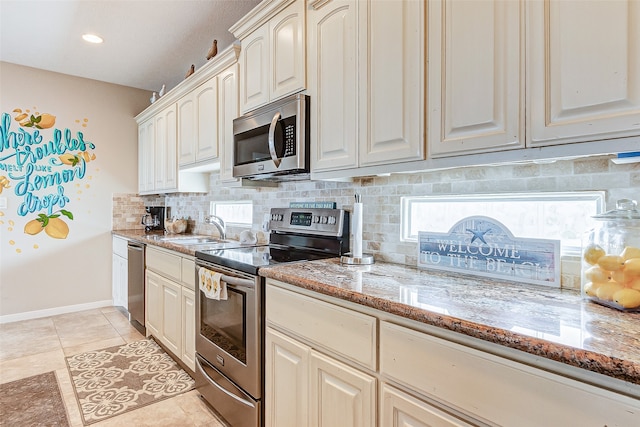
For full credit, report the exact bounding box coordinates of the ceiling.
[0,0,261,93]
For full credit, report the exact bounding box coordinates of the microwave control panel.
[283,123,295,157]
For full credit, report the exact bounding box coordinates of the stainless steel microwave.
[232,93,310,181]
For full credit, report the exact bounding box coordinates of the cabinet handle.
[268,111,282,168]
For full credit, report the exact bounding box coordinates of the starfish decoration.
[466,228,491,245]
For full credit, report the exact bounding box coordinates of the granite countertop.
[112,229,233,256]
[259,258,640,386]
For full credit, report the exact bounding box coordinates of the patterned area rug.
[0,371,70,426]
[66,338,194,425]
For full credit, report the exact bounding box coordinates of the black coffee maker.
[142,206,165,233]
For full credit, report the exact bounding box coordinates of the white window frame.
[401,192,605,255]
[209,200,253,227]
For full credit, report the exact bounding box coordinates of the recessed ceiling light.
[82,33,103,44]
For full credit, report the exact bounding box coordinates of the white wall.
[0,62,149,321]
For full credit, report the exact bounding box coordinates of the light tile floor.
[0,306,226,426]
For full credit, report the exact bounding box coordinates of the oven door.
[195,260,262,400]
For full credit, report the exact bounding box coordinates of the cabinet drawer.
[380,321,640,427]
[146,247,182,282]
[181,258,195,290]
[112,236,128,258]
[266,284,376,370]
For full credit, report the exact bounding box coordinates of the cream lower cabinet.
[309,350,376,427]
[111,236,128,309]
[145,247,196,371]
[380,383,473,427]
[265,280,377,427]
[266,328,376,427]
[380,321,640,427]
[267,279,640,427]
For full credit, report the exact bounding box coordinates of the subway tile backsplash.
[113,154,639,290]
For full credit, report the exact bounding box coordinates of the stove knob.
[313,215,320,223]
[279,214,284,221]
[328,216,336,225]
[320,216,328,224]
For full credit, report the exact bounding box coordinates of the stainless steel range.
[194,208,350,427]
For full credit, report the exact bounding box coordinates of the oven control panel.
[269,208,346,237]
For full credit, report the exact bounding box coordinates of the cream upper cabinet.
[178,77,219,167]
[241,25,269,113]
[359,0,425,166]
[308,0,359,171]
[218,63,240,183]
[235,0,305,114]
[270,0,306,101]
[309,0,425,175]
[528,0,640,146]
[154,103,178,191]
[138,117,155,193]
[428,0,525,157]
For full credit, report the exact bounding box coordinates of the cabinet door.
[428,0,525,157]
[240,25,270,113]
[219,63,240,182]
[161,277,182,357]
[138,118,155,193]
[308,0,359,172]
[265,328,310,427]
[381,383,473,427]
[194,77,219,162]
[270,0,306,101]
[309,350,375,427]
[181,287,196,371]
[112,254,128,309]
[359,0,425,166]
[145,270,163,339]
[177,93,196,166]
[154,104,178,191]
[528,0,640,146]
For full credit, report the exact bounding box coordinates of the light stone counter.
[259,258,640,386]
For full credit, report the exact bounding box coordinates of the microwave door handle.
[268,111,282,168]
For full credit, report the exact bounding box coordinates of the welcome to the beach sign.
[418,216,560,287]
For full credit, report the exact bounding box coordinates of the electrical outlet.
[0,197,6,209]
[198,211,205,223]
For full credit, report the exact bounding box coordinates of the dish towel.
[198,267,228,300]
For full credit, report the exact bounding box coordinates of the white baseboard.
[0,299,114,324]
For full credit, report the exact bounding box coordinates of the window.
[210,201,253,226]
[401,192,605,254]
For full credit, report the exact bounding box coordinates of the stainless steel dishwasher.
[127,242,146,334]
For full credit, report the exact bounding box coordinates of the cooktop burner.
[195,244,338,275]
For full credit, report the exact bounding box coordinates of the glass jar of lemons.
[582,199,640,311]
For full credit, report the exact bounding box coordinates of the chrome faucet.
[205,215,226,240]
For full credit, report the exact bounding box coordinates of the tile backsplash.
[113,154,639,290]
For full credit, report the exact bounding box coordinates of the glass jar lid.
[593,199,640,220]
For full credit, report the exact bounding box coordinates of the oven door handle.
[220,274,255,290]
[268,111,282,168]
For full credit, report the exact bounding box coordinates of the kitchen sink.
[142,235,229,245]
